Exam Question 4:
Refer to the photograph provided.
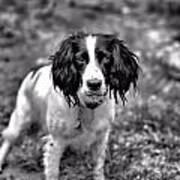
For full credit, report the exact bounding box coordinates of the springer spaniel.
[0,32,140,180]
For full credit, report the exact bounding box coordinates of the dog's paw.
[94,172,105,180]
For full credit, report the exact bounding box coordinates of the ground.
[0,0,180,179]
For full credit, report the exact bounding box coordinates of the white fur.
[0,35,116,180]
[79,36,106,98]
[86,35,96,65]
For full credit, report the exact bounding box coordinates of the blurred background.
[0,0,180,179]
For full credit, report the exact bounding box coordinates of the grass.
[0,0,180,179]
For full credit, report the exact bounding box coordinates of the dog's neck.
[76,106,94,130]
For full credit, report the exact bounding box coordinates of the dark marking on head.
[50,31,90,106]
[95,34,140,104]
[50,31,140,107]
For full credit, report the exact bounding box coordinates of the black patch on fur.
[96,34,140,104]
[50,32,140,106]
[50,32,89,106]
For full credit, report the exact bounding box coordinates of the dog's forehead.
[74,37,87,50]
[95,34,115,50]
[73,33,115,51]
[85,35,96,54]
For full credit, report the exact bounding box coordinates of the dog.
[0,32,140,180]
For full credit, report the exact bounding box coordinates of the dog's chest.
[70,107,108,151]
[70,127,97,152]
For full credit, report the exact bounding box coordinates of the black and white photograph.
[0,0,180,180]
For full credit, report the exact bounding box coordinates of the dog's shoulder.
[17,64,53,101]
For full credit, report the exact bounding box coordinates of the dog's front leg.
[93,129,110,180]
[43,135,65,180]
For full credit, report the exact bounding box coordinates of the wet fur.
[0,32,140,180]
[51,32,139,106]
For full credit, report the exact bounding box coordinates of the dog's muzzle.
[86,79,102,91]
[84,94,106,109]
[82,79,107,109]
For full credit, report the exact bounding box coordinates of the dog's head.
[51,32,140,108]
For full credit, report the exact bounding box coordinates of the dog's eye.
[96,51,105,60]
[96,50,110,64]
[75,52,89,70]
[75,52,88,63]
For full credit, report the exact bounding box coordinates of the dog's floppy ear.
[50,35,82,106]
[108,38,140,104]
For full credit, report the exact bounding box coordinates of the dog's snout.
[87,79,102,91]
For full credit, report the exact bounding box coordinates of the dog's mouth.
[83,90,108,109]
[85,91,105,97]
[85,88,108,97]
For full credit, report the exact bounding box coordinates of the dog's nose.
[87,79,102,91]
